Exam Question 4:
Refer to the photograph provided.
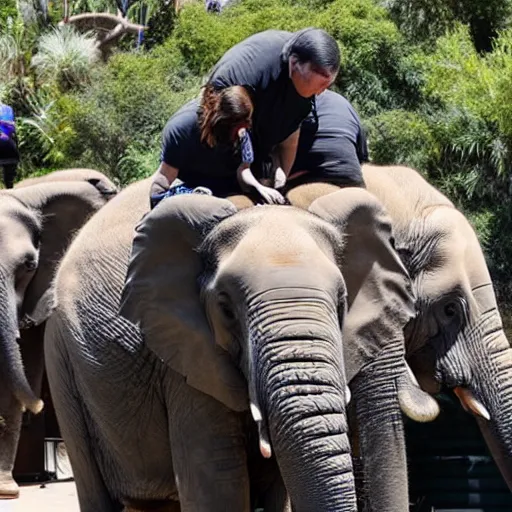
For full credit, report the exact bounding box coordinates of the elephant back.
[55,179,152,311]
[362,164,453,230]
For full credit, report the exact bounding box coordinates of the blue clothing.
[0,104,15,139]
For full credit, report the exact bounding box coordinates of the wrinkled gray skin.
[45,182,356,512]
[290,164,512,492]
[364,165,512,489]
[45,177,435,512]
[0,169,117,498]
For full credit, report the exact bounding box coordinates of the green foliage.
[42,45,200,181]
[366,110,440,171]
[0,0,17,26]
[171,0,419,116]
[170,0,309,76]
[382,0,512,52]
[367,23,512,302]
[117,140,161,184]
[32,26,101,93]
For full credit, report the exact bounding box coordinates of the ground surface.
[0,481,79,512]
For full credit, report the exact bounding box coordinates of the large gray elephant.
[44,178,433,512]
[0,169,117,498]
[288,163,512,490]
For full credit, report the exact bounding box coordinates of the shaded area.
[407,392,512,511]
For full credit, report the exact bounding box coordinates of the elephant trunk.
[249,297,356,512]
[351,350,410,512]
[0,280,43,414]
[470,329,512,489]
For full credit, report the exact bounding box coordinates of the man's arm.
[275,128,300,177]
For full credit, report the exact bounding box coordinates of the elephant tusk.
[250,401,272,458]
[250,402,262,422]
[345,386,351,406]
[454,387,491,421]
[259,431,272,459]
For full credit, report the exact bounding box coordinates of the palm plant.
[31,25,100,91]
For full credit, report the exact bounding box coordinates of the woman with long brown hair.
[149,85,284,208]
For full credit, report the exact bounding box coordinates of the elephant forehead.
[0,196,41,238]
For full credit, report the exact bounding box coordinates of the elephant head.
[0,178,114,413]
[361,164,512,489]
[120,195,359,511]
[306,187,439,512]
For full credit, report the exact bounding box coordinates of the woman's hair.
[199,85,254,147]
[283,27,340,75]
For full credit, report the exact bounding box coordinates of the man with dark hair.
[203,28,340,192]
[0,102,19,189]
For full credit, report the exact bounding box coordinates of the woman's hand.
[256,184,286,204]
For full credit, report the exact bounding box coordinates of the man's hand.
[256,185,286,204]
[274,167,287,189]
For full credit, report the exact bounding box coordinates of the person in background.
[198,27,340,199]
[149,86,284,209]
[205,0,222,13]
[288,89,369,188]
[0,102,19,189]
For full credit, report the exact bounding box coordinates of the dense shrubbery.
[2,0,512,302]
[367,24,512,300]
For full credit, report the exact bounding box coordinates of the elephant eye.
[32,230,41,249]
[218,293,236,322]
[444,303,457,318]
[24,258,37,272]
[440,299,465,328]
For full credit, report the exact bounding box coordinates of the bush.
[366,109,440,172]
[0,0,17,27]
[171,0,420,116]
[382,0,512,52]
[42,44,201,182]
[170,0,310,76]
[397,24,512,302]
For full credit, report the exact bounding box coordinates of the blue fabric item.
[0,104,15,139]
[150,185,198,209]
[239,129,254,165]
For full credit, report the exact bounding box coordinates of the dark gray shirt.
[161,99,241,195]
[208,30,313,159]
[292,90,368,186]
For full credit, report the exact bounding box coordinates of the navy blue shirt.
[292,90,368,186]
[208,30,313,160]
[161,99,242,196]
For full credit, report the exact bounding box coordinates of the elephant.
[0,169,117,498]
[44,177,435,512]
[287,163,512,490]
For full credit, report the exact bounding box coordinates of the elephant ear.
[119,195,249,412]
[14,168,119,200]
[310,188,439,421]
[13,182,109,328]
[309,188,415,379]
